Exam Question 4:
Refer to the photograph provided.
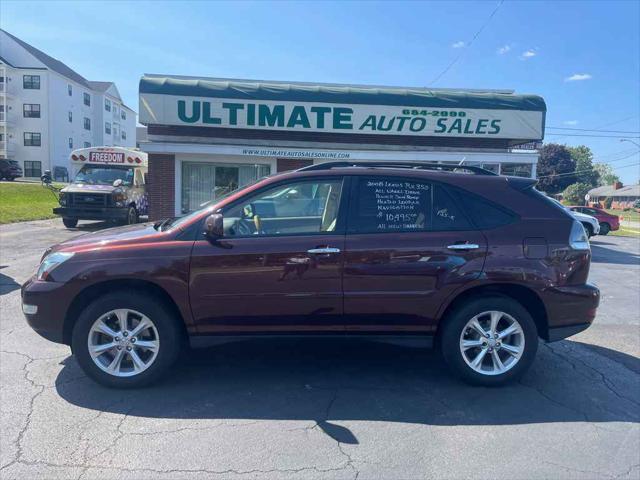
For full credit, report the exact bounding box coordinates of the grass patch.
[606,209,640,222]
[0,182,61,224]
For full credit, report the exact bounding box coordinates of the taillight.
[569,220,590,251]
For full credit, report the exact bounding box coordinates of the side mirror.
[113,178,123,187]
[41,170,52,185]
[204,213,224,239]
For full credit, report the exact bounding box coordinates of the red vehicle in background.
[569,206,620,235]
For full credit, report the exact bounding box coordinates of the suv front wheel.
[440,296,538,386]
[71,291,182,388]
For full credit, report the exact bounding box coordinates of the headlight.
[36,252,74,281]
[59,192,67,206]
[112,189,126,203]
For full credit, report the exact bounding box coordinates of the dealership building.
[138,74,546,220]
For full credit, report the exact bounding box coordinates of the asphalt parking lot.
[1,219,639,480]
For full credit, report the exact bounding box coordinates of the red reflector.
[79,155,86,161]
[134,157,141,164]
[71,154,78,160]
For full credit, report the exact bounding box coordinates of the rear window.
[347,177,472,233]
[450,187,517,229]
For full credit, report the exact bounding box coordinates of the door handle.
[307,247,341,254]
[447,243,480,251]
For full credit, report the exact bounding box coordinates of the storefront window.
[500,163,532,178]
[181,162,270,213]
[482,163,500,174]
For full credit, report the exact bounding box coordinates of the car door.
[343,175,488,334]
[189,176,348,334]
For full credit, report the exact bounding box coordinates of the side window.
[224,179,344,237]
[347,177,471,233]
[450,187,516,229]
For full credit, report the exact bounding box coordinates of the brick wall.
[148,153,175,220]
[277,158,313,172]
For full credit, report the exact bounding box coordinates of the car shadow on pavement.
[590,243,640,264]
[0,266,20,296]
[54,337,639,444]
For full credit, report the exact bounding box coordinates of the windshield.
[74,165,134,186]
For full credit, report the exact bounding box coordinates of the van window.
[347,177,471,234]
[450,187,516,229]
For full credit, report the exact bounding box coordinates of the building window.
[83,92,91,106]
[24,161,42,178]
[23,75,40,89]
[23,132,41,146]
[23,104,41,118]
[68,137,73,149]
[500,163,533,178]
[84,142,91,148]
[105,122,111,134]
[181,162,270,213]
[68,111,72,123]
[121,110,126,120]
[105,99,111,112]
[84,117,91,130]
[68,84,72,96]
[121,131,126,140]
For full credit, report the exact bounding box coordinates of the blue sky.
[2,0,639,183]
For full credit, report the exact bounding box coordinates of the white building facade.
[0,29,136,178]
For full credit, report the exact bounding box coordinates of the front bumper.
[53,207,128,221]
[542,283,600,342]
[21,277,71,344]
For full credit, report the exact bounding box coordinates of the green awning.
[140,75,546,112]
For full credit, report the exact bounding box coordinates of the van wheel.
[126,206,138,225]
[62,218,78,228]
[71,291,182,388]
[440,296,538,386]
[599,223,610,235]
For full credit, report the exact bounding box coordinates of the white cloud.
[520,49,537,59]
[563,120,579,126]
[565,73,592,82]
[451,41,465,49]
[497,44,511,55]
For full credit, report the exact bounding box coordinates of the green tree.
[593,163,620,186]
[562,182,592,205]
[567,145,599,187]
[536,144,576,194]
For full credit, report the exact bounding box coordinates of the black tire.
[599,222,610,235]
[440,296,539,386]
[71,291,183,388]
[125,206,138,225]
[62,218,78,228]
[582,222,593,238]
[6,176,15,181]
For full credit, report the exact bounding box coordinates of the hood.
[61,183,117,194]
[570,210,597,224]
[49,222,166,255]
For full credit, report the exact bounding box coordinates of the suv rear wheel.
[71,291,182,388]
[440,296,538,386]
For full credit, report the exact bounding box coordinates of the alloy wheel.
[459,310,525,376]
[87,309,160,377]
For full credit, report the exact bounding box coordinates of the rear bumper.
[542,283,600,342]
[53,207,128,221]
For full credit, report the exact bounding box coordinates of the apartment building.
[0,29,136,178]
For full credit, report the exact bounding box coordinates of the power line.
[545,133,640,138]
[546,127,640,134]
[550,115,639,143]
[427,0,504,86]
[537,160,640,179]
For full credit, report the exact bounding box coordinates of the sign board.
[584,193,591,201]
[139,95,545,141]
[88,151,125,164]
[360,179,430,231]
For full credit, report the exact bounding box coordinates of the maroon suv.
[22,162,600,388]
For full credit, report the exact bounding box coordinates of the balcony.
[0,140,17,158]
[0,82,14,98]
[0,110,15,127]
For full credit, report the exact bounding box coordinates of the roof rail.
[297,161,497,176]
